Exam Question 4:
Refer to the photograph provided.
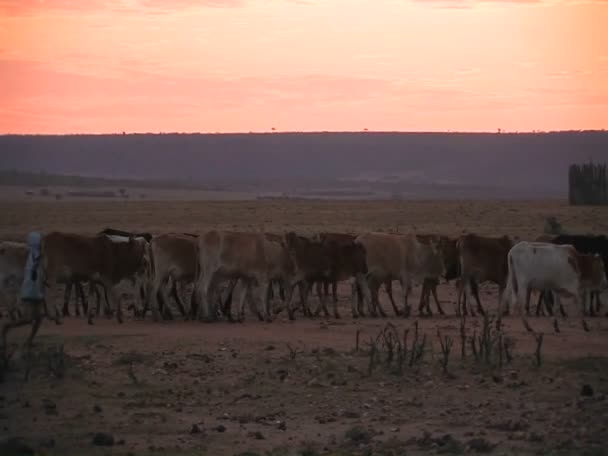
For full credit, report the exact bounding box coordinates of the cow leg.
[471,280,485,316]
[199,272,222,322]
[76,281,88,316]
[545,290,556,316]
[314,281,331,318]
[586,292,597,317]
[574,292,589,332]
[223,278,239,322]
[62,282,73,317]
[170,280,187,318]
[112,286,124,324]
[102,283,113,318]
[261,280,273,322]
[331,281,338,304]
[516,287,534,333]
[418,280,429,317]
[236,280,248,322]
[331,282,340,319]
[312,282,325,317]
[524,287,533,318]
[356,279,367,317]
[299,282,313,317]
[594,292,603,316]
[161,285,175,321]
[431,283,444,315]
[380,280,396,317]
[350,277,360,318]
[535,291,545,317]
[456,278,466,317]
[422,279,434,316]
[283,281,298,320]
[375,280,389,317]
[399,276,412,318]
[147,277,163,322]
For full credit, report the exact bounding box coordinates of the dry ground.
[1,199,608,456]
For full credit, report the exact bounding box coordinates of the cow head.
[426,238,447,280]
[437,236,459,281]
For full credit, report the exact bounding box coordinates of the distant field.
[1,198,606,241]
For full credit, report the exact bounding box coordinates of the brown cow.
[193,231,295,322]
[285,232,367,319]
[312,233,368,312]
[42,232,151,324]
[147,233,197,321]
[536,253,608,317]
[415,235,462,316]
[355,232,445,317]
[457,234,512,317]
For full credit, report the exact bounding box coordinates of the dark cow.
[312,232,369,316]
[42,232,151,324]
[457,234,513,316]
[535,235,608,316]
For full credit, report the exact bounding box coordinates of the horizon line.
[2,129,607,136]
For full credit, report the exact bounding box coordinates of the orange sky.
[1,0,607,133]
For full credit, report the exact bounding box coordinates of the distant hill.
[1,131,607,199]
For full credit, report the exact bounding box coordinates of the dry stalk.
[534,332,544,367]
[437,330,454,375]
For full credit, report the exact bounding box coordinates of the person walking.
[1,232,47,364]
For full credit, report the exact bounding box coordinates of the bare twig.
[459,315,467,360]
[533,333,544,367]
[437,330,454,375]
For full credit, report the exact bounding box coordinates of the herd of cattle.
[1,228,607,333]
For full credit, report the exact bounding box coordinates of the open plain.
[1,199,607,456]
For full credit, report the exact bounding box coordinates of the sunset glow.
[1,0,607,133]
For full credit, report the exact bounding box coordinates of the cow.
[193,231,295,322]
[0,241,28,320]
[147,233,197,321]
[42,232,151,324]
[535,235,608,316]
[500,241,606,332]
[285,232,367,320]
[457,234,513,317]
[354,232,445,318]
[60,229,152,319]
[415,235,462,316]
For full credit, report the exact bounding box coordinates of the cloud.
[0,0,314,16]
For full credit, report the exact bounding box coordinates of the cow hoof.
[334,313,341,319]
[88,319,94,326]
[352,313,358,319]
[582,320,590,332]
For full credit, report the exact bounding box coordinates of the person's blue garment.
[21,231,45,300]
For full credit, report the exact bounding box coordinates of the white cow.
[500,241,605,332]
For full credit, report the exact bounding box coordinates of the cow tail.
[147,242,156,284]
[501,254,517,315]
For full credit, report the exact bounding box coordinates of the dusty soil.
[1,200,608,455]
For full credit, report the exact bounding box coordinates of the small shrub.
[544,216,563,235]
[345,426,372,444]
[112,351,149,366]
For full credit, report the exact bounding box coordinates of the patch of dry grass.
[1,199,606,241]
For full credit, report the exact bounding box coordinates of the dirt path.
[2,299,607,456]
